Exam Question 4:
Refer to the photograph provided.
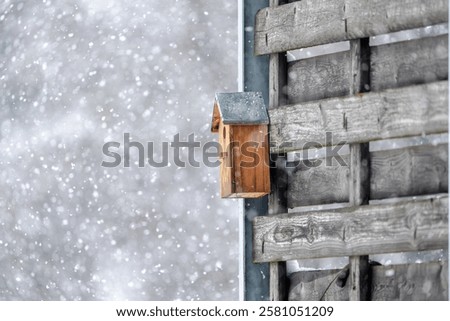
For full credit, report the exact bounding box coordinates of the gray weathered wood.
[255,0,448,55]
[371,261,448,300]
[255,0,346,55]
[349,141,370,301]
[346,0,448,39]
[268,0,289,302]
[371,35,448,92]
[269,81,448,153]
[348,38,371,301]
[269,261,288,301]
[348,39,371,207]
[288,267,351,301]
[371,143,448,200]
[287,51,351,104]
[288,261,448,300]
[349,255,370,300]
[253,196,448,262]
[287,155,350,208]
[270,156,289,213]
[269,53,288,109]
[349,143,370,206]
[287,143,448,207]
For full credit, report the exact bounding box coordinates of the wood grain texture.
[269,81,448,153]
[288,261,448,300]
[287,51,351,104]
[269,53,288,109]
[253,196,448,262]
[348,38,371,207]
[287,144,448,207]
[371,261,448,300]
[268,0,289,302]
[349,255,370,300]
[233,125,270,196]
[349,143,370,206]
[371,35,448,92]
[348,38,371,301]
[220,125,270,198]
[371,143,448,200]
[255,0,448,55]
[349,143,371,301]
[269,156,288,215]
[288,267,350,301]
[270,261,288,301]
[255,0,346,56]
[287,155,350,208]
[269,157,289,300]
[219,123,233,197]
[346,0,449,39]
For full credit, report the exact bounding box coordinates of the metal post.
[238,0,270,301]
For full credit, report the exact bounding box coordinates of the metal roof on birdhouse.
[211,92,269,132]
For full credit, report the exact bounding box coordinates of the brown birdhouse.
[211,92,270,198]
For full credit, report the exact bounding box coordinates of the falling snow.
[0,0,239,300]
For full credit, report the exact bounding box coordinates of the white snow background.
[0,0,240,300]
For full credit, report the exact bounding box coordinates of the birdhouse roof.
[211,92,269,132]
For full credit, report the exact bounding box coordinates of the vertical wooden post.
[268,0,289,302]
[349,38,371,301]
[269,155,288,301]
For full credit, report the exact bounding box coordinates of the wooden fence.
[252,0,449,300]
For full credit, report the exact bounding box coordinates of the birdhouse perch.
[211,92,270,198]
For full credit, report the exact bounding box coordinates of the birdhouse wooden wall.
[212,92,270,198]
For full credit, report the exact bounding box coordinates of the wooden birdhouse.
[211,92,270,198]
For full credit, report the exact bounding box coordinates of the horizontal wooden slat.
[269,81,448,153]
[255,0,448,55]
[253,196,448,262]
[371,261,448,300]
[288,51,351,104]
[347,1,448,39]
[371,143,448,200]
[287,155,350,207]
[288,267,350,301]
[371,35,448,92]
[288,261,448,300]
[287,143,448,208]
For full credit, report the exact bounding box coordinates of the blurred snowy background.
[0,0,240,300]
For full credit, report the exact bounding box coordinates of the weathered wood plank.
[270,156,288,214]
[270,261,288,301]
[287,143,448,207]
[349,255,370,300]
[288,261,448,300]
[269,53,288,109]
[288,267,351,301]
[287,51,351,104]
[371,35,448,92]
[371,261,448,300]
[255,0,346,55]
[287,155,350,208]
[348,38,371,207]
[253,196,448,262]
[349,144,370,206]
[348,38,371,301]
[268,0,289,302]
[371,143,448,200]
[346,0,448,39]
[255,0,448,55]
[349,143,371,301]
[269,81,448,153]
